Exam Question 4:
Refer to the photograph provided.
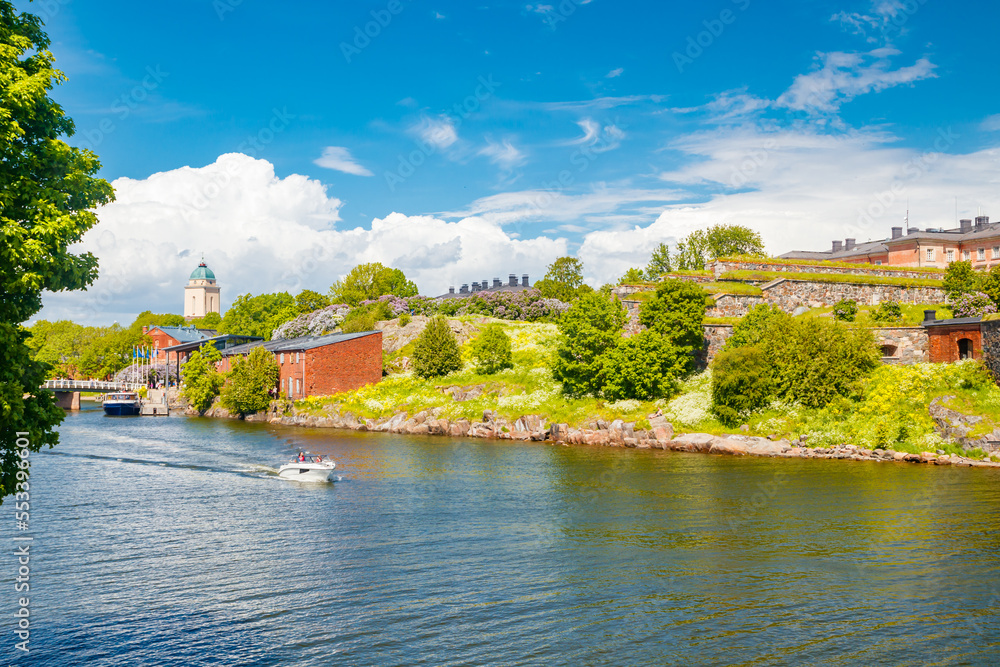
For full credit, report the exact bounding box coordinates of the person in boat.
[298,452,306,462]
[315,455,323,463]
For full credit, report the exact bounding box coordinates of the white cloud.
[40,154,565,323]
[478,138,527,169]
[410,114,459,150]
[776,48,936,113]
[832,0,909,43]
[606,67,624,78]
[560,118,626,151]
[313,146,373,176]
[982,115,1000,132]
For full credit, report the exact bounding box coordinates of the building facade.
[185,262,221,320]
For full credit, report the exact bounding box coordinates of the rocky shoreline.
[195,403,1000,469]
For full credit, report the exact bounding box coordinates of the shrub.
[951,292,997,318]
[470,324,513,374]
[711,346,773,426]
[871,300,903,323]
[220,346,280,416]
[412,316,463,378]
[553,292,626,396]
[399,312,412,326]
[724,304,785,350]
[638,278,708,367]
[602,330,683,401]
[272,304,350,340]
[943,260,980,300]
[833,299,858,322]
[181,344,226,414]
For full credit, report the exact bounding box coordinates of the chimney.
[449,287,455,294]
[960,219,972,233]
[832,240,843,253]
[908,227,918,235]
[460,284,469,294]
[509,273,517,287]
[493,278,501,288]
[482,279,489,292]
[923,309,937,324]
[142,325,149,334]
[845,238,856,251]
[976,215,989,228]
[471,282,480,292]
[891,227,902,239]
[522,274,529,287]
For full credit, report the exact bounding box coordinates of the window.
[947,249,955,262]
[963,250,971,261]
[874,260,883,265]
[280,353,284,364]
[926,248,934,261]
[296,352,300,363]
[296,379,301,395]
[880,344,898,358]
[979,248,986,261]
[994,246,999,259]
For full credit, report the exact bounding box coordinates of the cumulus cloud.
[40,154,565,323]
[776,48,936,113]
[313,146,373,176]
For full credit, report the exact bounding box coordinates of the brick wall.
[305,332,383,396]
[927,325,982,363]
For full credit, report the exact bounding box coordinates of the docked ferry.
[103,392,142,416]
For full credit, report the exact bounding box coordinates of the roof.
[161,334,264,354]
[922,315,982,328]
[150,326,217,343]
[435,284,534,299]
[219,330,381,357]
[189,262,216,281]
[783,220,1000,261]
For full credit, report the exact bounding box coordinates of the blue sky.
[27,0,1000,322]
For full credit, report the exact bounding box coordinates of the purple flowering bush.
[272,304,351,339]
[951,291,997,318]
[460,289,569,321]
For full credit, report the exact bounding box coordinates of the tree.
[1,4,115,502]
[129,310,186,333]
[944,260,980,301]
[617,267,646,285]
[982,265,1000,309]
[645,243,672,280]
[711,346,774,426]
[295,289,331,314]
[188,311,222,329]
[638,278,708,368]
[552,291,626,396]
[181,344,225,414]
[602,330,683,401]
[219,292,298,340]
[470,324,513,374]
[329,262,418,306]
[412,316,462,378]
[674,224,766,270]
[536,256,585,302]
[723,304,785,351]
[220,346,279,416]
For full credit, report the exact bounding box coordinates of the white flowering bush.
[662,370,713,428]
[606,399,641,413]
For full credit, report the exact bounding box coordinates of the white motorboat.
[277,457,336,483]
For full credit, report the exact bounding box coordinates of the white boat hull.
[277,462,336,483]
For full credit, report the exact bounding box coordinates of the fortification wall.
[874,327,928,365]
[710,259,944,280]
[762,279,946,310]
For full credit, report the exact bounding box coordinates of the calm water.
[3,407,999,666]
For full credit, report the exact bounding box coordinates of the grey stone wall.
[874,327,928,365]
[711,259,945,280]
[980,320,1000,380]
[708,294,765,318]
[761,279,945,310]
[703,324,734,360]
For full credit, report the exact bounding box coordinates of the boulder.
[709,438,748,456]
[670,433,715,453]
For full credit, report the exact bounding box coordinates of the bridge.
[42,379,145,411]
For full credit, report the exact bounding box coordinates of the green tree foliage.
[943,260,980,300]
[129,310,186,332]
[340,300,392,333]
[723,310,879,410]
[26,321,147,379]
[645,243,672,280]
[295,289,331,314]
[412,316,463,378]
[833,299,858,322]
[617,267,646,285]
[711,346,774,426]
[552,292,626,396]
[220,346,279,416]
[602,330,683,401]
[470,324,513,375]
[181,344,225,414]
[674,224,766,270]
[0,4,116,501]
[188,312,222,330]
[638,278,708,367]
[536,256,586,302]
[219,292,298,340]
[329,262,418,306]
[871,300,902,323]
[723,304,785,350]
[979,265,1000,308]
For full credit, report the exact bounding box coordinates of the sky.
[24,0,1000,324]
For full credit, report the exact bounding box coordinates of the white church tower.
[184,261,221,320]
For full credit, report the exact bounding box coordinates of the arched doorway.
[958,338,974,360]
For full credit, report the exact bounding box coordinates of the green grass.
[797,303,953,326]
[716,255,946,274]
[719,269,945,289]
[702,282,764,296]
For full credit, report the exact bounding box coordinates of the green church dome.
[190,262,216,281]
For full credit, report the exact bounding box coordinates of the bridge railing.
[41,380,144,392]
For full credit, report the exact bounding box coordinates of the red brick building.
[923,312,982,363]
[218,331,383,399]
[144,325,217,364]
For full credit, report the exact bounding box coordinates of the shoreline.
[194,403,1000,469]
